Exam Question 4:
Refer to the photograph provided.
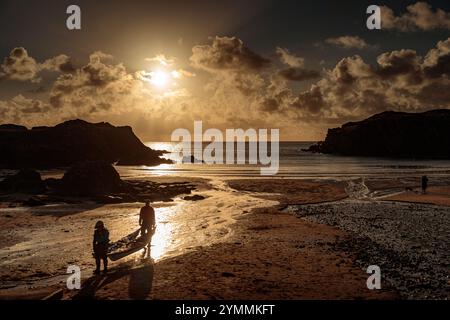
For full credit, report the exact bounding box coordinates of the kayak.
[107,228,154,261]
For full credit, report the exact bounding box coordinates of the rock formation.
[305,110,450,158]
[0,119,171,168]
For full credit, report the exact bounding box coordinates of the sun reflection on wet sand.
[103,203,180,263]
[150,205,176,261]
[0,169,276,292]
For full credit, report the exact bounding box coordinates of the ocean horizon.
[120,141,450,179]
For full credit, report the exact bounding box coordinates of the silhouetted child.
[93,220,109,275]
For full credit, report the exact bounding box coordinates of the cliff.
[305,110,450,158]
[0,119,171,168]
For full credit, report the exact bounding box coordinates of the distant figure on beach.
[139,201,156,259]
[93,220,109,275]
[421,175,429,194]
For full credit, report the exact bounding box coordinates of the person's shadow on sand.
[128,262,153,299]
[73,259,154,300]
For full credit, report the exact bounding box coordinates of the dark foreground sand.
[61,179,396,300]
[1,178,448,300]
[90,208,395,300]
[291,201,450,299]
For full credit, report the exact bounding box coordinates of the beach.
[2,0,450,306]
[1,168,449,300]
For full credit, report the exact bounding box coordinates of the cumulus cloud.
[325,36,369,49]
[381,1,450,32]
[376,49,423,84]
[274,47,320,82]
[0,49,198,138]
[0,95,53,126]
[145,54,176,67]
[49,51,140,111]
[0,47,41,82]
[290,37,450,123]
[0,47,73,83]
[277,68,321,82]
[276,47,304,68]
[2,35,450,141]
[423,38,450,78]
[41,54,74,73]
[190,36,271,72]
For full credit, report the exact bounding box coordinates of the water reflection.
[150,205,176,261]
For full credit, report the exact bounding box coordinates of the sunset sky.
[1,0,450,141]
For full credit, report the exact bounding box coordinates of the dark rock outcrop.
[0,119,171,168]
[0,162,198,206]
[57,161,130,197]
[0,169,46,194]
[183,194,205,201]
[22,197,47,207]
[305,110,450,158]
[182,155,205,164]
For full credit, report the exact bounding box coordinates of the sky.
[0,0,450,141]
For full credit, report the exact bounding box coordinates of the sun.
[150,70,170,88]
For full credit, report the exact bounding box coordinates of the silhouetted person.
[93,220,109,275]
[421,175,429,194]
[139,201,156,260]
[139,201,155,236]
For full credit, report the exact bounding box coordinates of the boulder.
[0,169,46,194]
[57,161,130,197]
[183,194,205,201]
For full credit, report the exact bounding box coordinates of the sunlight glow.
[171,70,181,79]
[150,70,170,88]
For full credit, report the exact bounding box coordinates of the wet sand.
[384,186,450,206]
[0,175,276,299]
[227,179,348,205]
[71,206,396,300]
[64,179,395,300]
[0,177,448,299]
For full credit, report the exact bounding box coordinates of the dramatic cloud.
[423,38,450,78]
[0,47,73,83]
[1,35,450,141]
[291,37,450,123]
[381,2,450,32]
[325,36,369,49]
[0,47,41,82]
[145,54,176,67]
[41,54,75,73]
[276,47,304,68]
[49,51,142,111]
[376,49,423,84]
[0,49,204,140]
[275,47,320,82]
[277,68,321,82]
[0,95,53,126]
[190,36,271,72]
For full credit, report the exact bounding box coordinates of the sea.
[114,141,450,180]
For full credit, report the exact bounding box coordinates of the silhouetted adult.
[139,201,156,259]
[421,175,429,194]
[139,201,155,236]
